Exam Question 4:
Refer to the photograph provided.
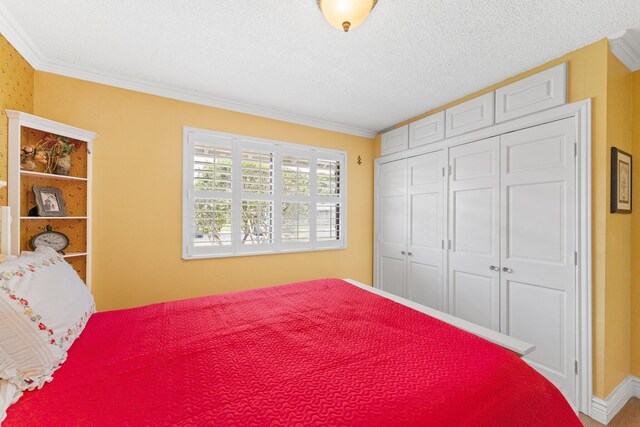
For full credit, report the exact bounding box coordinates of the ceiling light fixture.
[317,0,378,33]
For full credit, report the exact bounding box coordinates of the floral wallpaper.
[0,35,34,204]
[0,37,86,280]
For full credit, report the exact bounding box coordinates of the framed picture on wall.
[611,147,632,213]
[32,186,68,217]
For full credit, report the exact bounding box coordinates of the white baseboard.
[634,376,640,395]
[590,376,640,424]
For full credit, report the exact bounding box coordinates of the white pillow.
[0,380,21,423]
[0,247,95,391]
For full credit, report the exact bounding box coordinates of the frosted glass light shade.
[317,0,377,32]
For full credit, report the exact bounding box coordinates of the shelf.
[20,170,87,182]
[63,252,88,258]
[20,216,87,220]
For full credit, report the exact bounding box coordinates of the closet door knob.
[407,252,413,256]
[489,265,499,271]
[503,267,513,273]
[401,251,406,255]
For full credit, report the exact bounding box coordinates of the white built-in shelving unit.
[6,110,97,288]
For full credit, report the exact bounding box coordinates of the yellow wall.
[632,71,640,379]
[32,72,375,311]
[0,35,34,204]
[376,39,638,398]
[604,51,633,394]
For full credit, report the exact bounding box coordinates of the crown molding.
[0,1,46,67]
[0,4,376,139]
[609,29,640,72]
[36,60,377,138]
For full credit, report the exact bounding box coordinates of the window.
[183,128,346,259]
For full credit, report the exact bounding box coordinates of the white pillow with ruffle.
[0,247,95,391]
[0,380,21,423]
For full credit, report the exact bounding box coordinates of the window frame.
[182,127,347,260]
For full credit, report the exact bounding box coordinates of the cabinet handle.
[503,267,513,273]
[401,251,406,255]
[407,252,413,256]
[489,265,499,271]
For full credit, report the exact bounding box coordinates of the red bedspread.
[5,279,579,426]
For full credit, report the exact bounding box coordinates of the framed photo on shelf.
[611,147,632,213]
[32,186,68,217]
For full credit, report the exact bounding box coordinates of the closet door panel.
[380,254,406,297]
[378,159,408,297]
[408,263,440,308]
[407,151,445,310]
[448,137,500,330]
[451,271,497,327]
[454,189,494,254]
[500,118,577,407]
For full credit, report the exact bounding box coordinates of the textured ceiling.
[1,0,639,136]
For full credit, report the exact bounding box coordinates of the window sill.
[182,244,347,260]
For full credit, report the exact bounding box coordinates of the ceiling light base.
[317,0,377,33]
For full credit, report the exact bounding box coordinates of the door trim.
[374,99,593,415]
[575,100,593,415]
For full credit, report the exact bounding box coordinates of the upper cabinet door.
[445,93,495,138]
[495,63,567,123]
[381,125,409,156]
[409,111,445,149]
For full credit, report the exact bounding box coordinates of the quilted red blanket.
[5,279,580,426]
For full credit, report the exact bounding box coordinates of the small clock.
[29,225,70,254]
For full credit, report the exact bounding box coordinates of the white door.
[378,159,408,297]
[500,118,577,408]
[448,137,501,330]
[406,151,446,310]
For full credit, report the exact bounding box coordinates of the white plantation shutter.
[282,155,311,196]
[187,137,234,256]
[317,158,341,197]
[282,202,310,243]
[193,145,232,193]
[316,202,340,241]
[241,200,274,245]
[241,149,274,195]
[183,129,346,259]
[194,199,233,247]
[316,156,344,247]
[281,152,312,246]
[239,145,275,250]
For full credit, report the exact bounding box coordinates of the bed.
[0,255,580,426]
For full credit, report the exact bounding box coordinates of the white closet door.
[378,159,408,297]
[406,151,445,310]
[448,137,500,330]
[500,118,577,408]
